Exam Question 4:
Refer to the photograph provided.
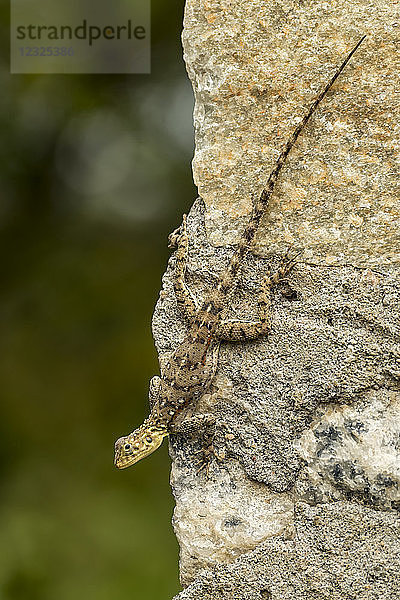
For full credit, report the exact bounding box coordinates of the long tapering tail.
[221,36,366,286]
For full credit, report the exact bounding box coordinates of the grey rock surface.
[151,0,400,597]
[174,502,400,600]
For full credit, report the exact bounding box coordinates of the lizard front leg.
[170,412,221,477]
[148,375,161,409]
[168,214,198,322]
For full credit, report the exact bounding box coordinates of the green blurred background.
[0,2,195,598]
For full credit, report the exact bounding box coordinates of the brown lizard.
[114,36,366,470]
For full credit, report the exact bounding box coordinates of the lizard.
[114,35,366,470]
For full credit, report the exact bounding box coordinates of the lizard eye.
[124,443,131,451]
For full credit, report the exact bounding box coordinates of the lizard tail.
[221,35,366,287]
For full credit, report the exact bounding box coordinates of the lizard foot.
[267,246,304,287]
[168,214,187,248]
[194,440,224,478]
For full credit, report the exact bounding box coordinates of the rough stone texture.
[151,1,400,598]
[184,0,399,265]
[173,503,400,600]
[171,461,294,576]
[295,389,400,510]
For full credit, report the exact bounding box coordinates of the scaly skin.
[114,36,366,470]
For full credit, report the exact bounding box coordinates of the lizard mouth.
[114,448,153,469]
[114,450,136,469]
[114,457,133,469]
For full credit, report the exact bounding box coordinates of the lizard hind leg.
[168,214,198,322]
[215,247,302,342]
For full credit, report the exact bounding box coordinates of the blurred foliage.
[0,1,195,598]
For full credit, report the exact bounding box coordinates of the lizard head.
[114,421,167,469]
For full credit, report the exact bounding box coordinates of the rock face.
[172,502,400,600]
[151,1,400,598]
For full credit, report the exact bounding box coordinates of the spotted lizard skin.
[114,37,365,469]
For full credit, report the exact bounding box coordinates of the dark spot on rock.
[367,564,386,581]
[223,516,242,528]
[332,463,344,480]
[342,283,351,294]
[344,419,367,434]
[375,473,395,488]
[315,425,342,444]
[280,282,299,300]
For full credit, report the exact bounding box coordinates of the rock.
[151,1,400,597]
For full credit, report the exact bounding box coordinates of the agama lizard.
[114,36,366,470]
